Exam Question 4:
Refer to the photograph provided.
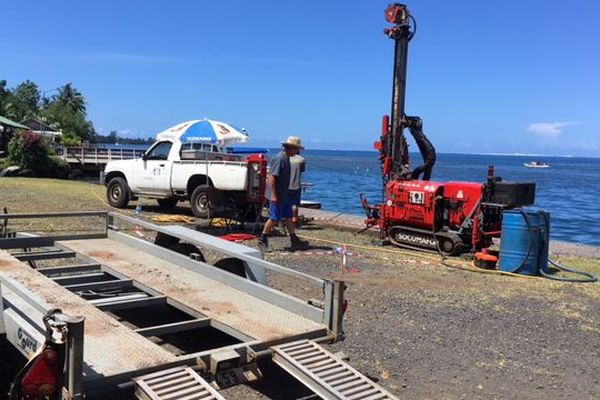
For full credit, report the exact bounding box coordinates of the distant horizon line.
[241,146,600,159]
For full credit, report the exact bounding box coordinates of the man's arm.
[268,156,283,202]
[268,173,278,202]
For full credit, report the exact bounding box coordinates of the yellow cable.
[152,214,196,224]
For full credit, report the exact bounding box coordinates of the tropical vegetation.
[0,79,152,146]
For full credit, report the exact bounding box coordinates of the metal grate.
[133,367,227,400]
[272,339,399,400]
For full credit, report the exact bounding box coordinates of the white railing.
[57,147,147,165]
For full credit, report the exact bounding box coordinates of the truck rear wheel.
[190,185,214,219]
[107,177,130,208]
[157,198,178,209]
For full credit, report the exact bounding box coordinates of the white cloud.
[527,121,580,138]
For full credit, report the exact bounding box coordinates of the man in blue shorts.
[259,136,309,251]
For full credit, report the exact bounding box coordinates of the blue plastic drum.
[498,208,550,275]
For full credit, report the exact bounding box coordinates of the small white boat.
[523,161,549,169]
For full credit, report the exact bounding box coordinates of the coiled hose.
[521,208,597,283]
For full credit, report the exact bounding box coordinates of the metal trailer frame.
[0,211,349,398]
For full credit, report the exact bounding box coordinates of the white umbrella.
[156,118,249,145]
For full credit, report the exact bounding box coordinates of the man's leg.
[283,201,308,250]
[262,219,277,235]
[259,202,281,248]
[290,189,301,225]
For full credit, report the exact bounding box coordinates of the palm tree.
[57,83,86,114]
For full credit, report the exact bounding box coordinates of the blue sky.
[2,0,599,156]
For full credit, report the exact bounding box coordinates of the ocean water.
[299,150,600,246]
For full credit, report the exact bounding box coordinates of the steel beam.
[52,273,113,286]
[0,211,108,220]
[0,282,4,335]
[95,295,167,311]
[135,318,211,337]
[63,279,133,292]
[12,250,76,261]
[0,236,55,249]
[0,274,52,315]
[37,264,102,277]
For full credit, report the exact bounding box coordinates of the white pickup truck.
[103,121,267,219]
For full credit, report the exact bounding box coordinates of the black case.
[492,182,536,207]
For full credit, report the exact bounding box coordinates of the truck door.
[134,141,173,194]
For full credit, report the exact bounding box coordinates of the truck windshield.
[145,141,172,160]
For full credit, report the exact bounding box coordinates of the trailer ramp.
[133,367,227,400]
[271,340,399,400]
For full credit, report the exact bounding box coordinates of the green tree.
[41,83,94,142]
[6,80,40,121]
[56,83,86,114]
[0,80,11,115]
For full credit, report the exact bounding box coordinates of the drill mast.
[380,3,436,182]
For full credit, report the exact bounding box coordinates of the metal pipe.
[0,211,108,220]
[61,314,85,400]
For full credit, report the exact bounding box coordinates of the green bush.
[49,155,71,178]
[7,131,53,175]
[60,132,82,147]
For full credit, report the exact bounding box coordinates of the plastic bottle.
[135,204,142,219]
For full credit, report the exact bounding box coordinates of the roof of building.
[0,115,29,130]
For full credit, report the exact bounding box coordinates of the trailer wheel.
[168,243,205,262]
[190,185,215,219]
[157,198,178,209]
[107,177,130,208]
[214,257,246,278]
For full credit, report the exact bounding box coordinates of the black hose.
[538,211,597,283]
[541,259,598,283]
[520,209,597,283]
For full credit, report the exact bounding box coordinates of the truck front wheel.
[190,185,213,219]
[107,177,130,208]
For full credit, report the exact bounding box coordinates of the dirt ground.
[2,178,600,399]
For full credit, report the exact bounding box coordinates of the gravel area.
[221,219,600,399]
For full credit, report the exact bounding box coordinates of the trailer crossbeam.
[135,318,211,337]
[63,278,133,292]
[12,249,76,261]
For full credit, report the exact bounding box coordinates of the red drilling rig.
[361,3,536,255]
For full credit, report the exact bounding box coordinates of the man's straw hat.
[282,136,304,149]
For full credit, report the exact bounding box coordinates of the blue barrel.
[498,208,550,275]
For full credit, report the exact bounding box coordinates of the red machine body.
[360,4,535,254]
[382,180,443,230]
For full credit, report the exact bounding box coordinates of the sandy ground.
[2,178,600,399]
